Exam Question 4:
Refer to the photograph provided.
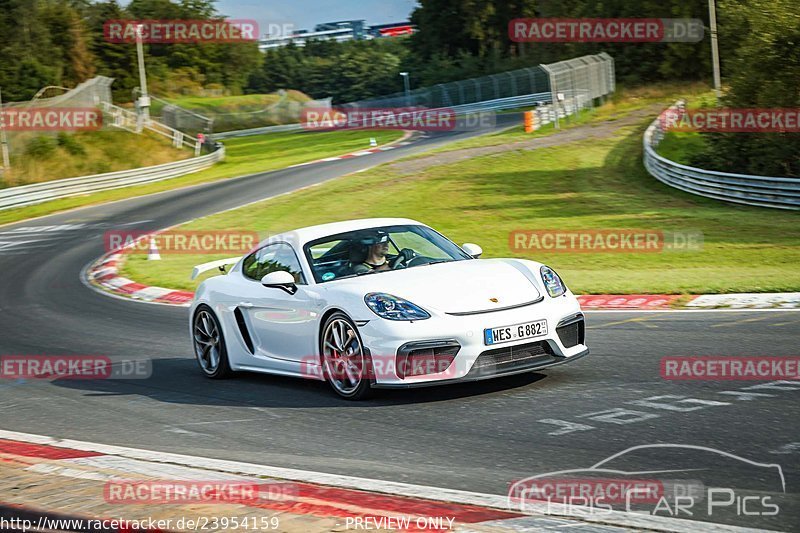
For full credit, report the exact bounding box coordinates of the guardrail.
[0,145,224,211]
[644,101,800,210]
[211,122,303,140]
[212,93,566,140]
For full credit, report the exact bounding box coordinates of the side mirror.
[261,270,297,295]
[462,243,482,258]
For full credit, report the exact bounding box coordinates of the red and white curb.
[576,293,800,310]
[576,294,686,309]
[685,292,800,309]
[85,254,800,313]
[0,430,774,533]
[287,130,419,168]
[86,251,194,306]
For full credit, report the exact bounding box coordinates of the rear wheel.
[321,312,372,400]
[193,305,232,379]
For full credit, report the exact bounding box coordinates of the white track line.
[0,429,779,533]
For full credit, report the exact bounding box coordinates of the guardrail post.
[505,72,515,98]
[540,64,559,129]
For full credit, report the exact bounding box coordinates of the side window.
[242,243,306,284]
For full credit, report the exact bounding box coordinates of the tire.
[320,311,373,400]
[192,305,232,379]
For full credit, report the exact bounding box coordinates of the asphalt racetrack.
[0,117,797,531]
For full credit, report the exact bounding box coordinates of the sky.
[206,1,417,37]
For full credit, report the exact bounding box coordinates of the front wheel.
[321,312,373,400]
[193,305,232,379]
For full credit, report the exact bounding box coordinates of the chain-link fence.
[4,76,113,110]
[0,76,209,184]
[134,90,214,135]
[0,76,114,157]
[343,66,550,110]
[143,89,330,135]
[540,53,615,127]
[341,53,614,121]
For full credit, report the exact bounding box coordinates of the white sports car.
[189,218,588,399]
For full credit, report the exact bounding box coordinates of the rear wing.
[190,257,241,280]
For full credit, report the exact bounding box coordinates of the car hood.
[331,259,542,314]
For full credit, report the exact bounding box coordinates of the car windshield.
[304,224,471,283]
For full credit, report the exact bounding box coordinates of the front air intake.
[556,314,585,348]
[396,340,460,379]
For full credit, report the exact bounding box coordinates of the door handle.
[240,302,254,308]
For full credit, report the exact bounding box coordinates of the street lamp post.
[708,0,722,103]
[135,24,151,127]
[0,89,10,171]
[400,72,410,106]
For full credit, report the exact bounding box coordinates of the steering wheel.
[390,248,416,269]
[405,255,429,267]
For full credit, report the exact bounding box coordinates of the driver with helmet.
[350,231,414,274]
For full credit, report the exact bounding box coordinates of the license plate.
[484,319,547,345]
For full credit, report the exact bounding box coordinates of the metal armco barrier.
[0,146,224,211]
[644,101,800,210]
[211,122,303,140]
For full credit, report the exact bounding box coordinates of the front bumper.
[372,346,589,389]
[357,292,588,387]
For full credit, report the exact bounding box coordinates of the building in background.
[368,22,415,38]
[259,20,414,51]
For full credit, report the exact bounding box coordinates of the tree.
[39,0,95,85]
[694,0,800,176]
[85,0,138,101]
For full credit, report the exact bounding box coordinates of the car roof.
[256,218,427,250]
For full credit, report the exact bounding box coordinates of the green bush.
[56,133,86,156]
[24,136,58,158]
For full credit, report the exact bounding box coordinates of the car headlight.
[540,266,566,298]
[364,293,431,321]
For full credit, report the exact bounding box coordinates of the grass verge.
[421,83,714,156]
[121,90,800,294]
[2,130,191,188]
[0,129,403,227]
